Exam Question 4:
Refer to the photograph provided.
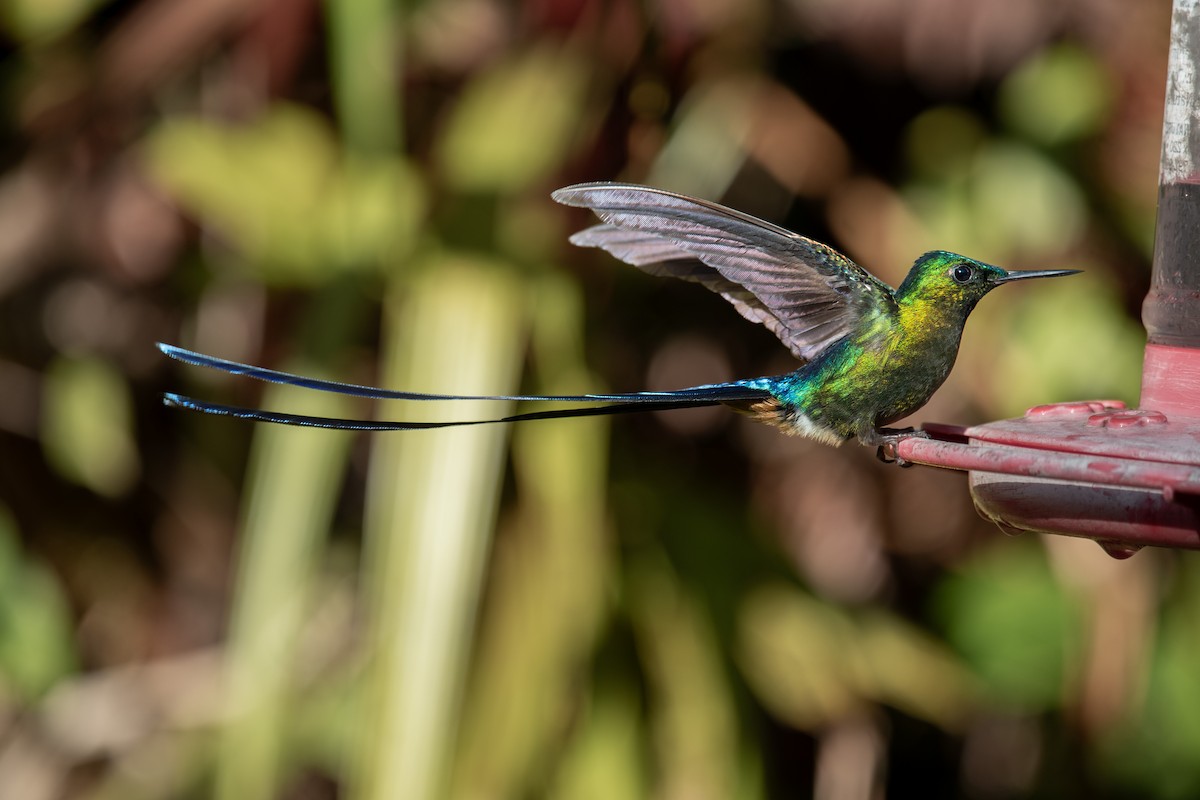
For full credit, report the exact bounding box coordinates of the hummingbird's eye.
[951,264,975,284]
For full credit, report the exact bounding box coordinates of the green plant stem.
[355,258,524,800]
[216,383,353,800]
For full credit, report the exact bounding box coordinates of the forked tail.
[158,343,772,431]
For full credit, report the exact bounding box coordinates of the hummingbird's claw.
[876,444,914,467]
[870,427,928,467]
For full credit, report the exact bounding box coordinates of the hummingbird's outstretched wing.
[553,183,897,361]
[158,343,771,430]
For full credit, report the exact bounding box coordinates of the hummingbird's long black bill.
[158,343,773,430]
[992,269,1081,283]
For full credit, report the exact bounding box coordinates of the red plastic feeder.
[897,350,1200,556]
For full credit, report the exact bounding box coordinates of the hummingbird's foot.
[866,427,928,467]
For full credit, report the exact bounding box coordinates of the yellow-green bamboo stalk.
[449,275,611,797]
[327,0,400,155]
[355,256,523,800]
[216,382,353,800]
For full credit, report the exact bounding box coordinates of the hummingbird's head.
[897,250,1079,315]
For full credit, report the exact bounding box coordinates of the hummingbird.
[159,183,1078,452]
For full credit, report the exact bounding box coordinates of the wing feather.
[554,183,897,361]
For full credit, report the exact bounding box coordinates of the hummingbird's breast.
[869,312,964,425]
[751,302,967,443]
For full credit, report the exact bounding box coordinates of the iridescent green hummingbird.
[159,183,1078,451]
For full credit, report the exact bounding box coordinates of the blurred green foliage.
[438,46,590,192]
[740,583,978,730]
[0,0,102,41]
[1101,561,1200,798]
[0,508,76,699]
[904,129,1087,260]
[148,106,426,284]
[990,277,1145,417]
[1000,44,1113,145]
[0,1,1186,799]
[935,543,1081,711]
[42,356,140,497]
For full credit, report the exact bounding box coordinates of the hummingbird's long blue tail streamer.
[161,392,741,430]
[158,343,772,430]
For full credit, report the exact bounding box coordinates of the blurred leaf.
[630,560,746,800]
[549,688,647,800]
[999,44,1112,145]
[0,0,106,41]
[327,0,401,153]
[41,355,139,497]
[325,155,425,268]
[974,142,1089,255]
[739,585,976,731]
[902,182,979,255]
[288,553,364,775]
[905,106,987,183]
[905,138,1085,261]
[146,104,426,284]
[934,543,1080,712]
[438,46,589,192]
[983,273,1144,418]
[739,586,863,730]
[1100,562,1200,799]
[857,612,977,730]
[0,506,76,699]
[972,142,1086,258]
[648,77,757,198]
